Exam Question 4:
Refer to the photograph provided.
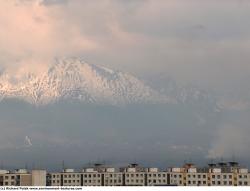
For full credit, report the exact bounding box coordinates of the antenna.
[232,154,236,162]
[25,163,28,170]
[0,161,3,169]
[62,160,65,171]
[219,157,224,163]
[183,159,187,165]
[32,162,35,170]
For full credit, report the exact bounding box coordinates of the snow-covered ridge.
[0,58,171,106]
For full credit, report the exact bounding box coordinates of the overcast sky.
[0,0,250,168]
[1,0,250,92]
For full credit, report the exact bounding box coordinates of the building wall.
[20,174,32,186]
[1,165,250,187]
[103,173,123,186]
[147,172,168,186]
[32,170,46,186]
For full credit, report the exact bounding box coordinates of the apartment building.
[167,162,250,186]
[0,169,46,186]
[146,168,168,186]
[49,163,166,186]
[1,161,249,187]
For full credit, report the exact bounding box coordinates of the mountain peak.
[0,58,170,106]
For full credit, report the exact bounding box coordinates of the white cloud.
[0,0,100,73]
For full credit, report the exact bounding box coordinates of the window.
[203,175,206,178]
[217,181,221,185]
[229,175,232,179]
[203,181,206,184]
[244,182,248,186]
[11,176,15,180]
[223,175,227,179]
[229,181,232,185]
[212,175,215,179]
[239,181,242,185]
[193,181,196,184]
[217,175,220,179]
[198,175,201,179]
[53,180,55,183]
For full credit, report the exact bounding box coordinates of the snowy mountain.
[0,58,171,106]
[145,75,221,112]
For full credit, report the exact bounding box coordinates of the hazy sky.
[1,0,250,91]
[0,0,250,168]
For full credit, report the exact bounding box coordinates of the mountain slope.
[0,58,170,106]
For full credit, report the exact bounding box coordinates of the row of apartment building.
[1,162,250,186]
[0,169,46,186]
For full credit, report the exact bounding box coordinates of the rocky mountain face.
[0,58,170,106]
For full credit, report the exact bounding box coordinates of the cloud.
[0,0,99,73]
[1,0,250,94]
[1,0,250,166]
[207,112,250,159]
